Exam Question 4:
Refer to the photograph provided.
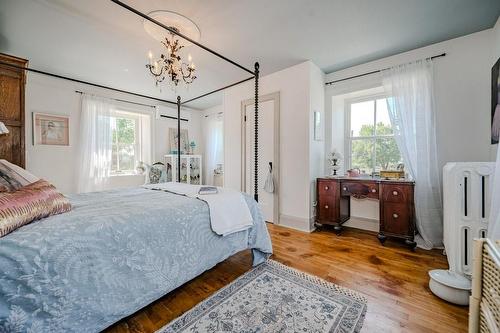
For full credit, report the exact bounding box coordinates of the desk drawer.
[382,203,411,236]
[317,195,335,220]
[341,182,378,199]
[318,180,336,197]
[381,184,412,203]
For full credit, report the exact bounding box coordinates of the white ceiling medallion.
[143,10,201,45]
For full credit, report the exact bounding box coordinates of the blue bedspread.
[0,187,272,332]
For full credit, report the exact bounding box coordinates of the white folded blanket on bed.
[143,182,254,236]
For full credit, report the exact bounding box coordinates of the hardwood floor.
[105,224,468,333]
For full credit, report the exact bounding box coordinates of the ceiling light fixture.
[143,11,200,89]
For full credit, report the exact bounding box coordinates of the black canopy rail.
[181,76,255,105]
[0,1,260,200]
[109,1,260,200]
[0,60,178,106]
[110,0,254,76]
[325,52,446,86]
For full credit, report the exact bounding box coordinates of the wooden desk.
[316,177,416,250]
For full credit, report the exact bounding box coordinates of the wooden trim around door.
[241,92,280,224]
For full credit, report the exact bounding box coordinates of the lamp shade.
[0,122,9,135]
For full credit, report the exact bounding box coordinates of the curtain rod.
[75,91,189,122]
[110,0,254,75]
[325,53,446,86]
[75,90,155,109]
[204,111,223,118]
[0,60,178,105]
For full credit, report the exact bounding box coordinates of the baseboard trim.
[279,214,314,233]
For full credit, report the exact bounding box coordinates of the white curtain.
[203,113,223,185]
[382,59,443,249]
[77,95,115,193]
[488,143,500,240]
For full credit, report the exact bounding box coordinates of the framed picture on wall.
[492,57,500,144]
[314,111,323,141]
[32,113,70,146]
[169,128,190,154]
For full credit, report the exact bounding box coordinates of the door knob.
[324,186,329,190]
[392,191,398,196]
[325,205,329,209]
[393,213,399,218]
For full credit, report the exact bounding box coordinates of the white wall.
[223,61,322,231]
[154,105,203,162]
[25,73,202,194]
[309,63,325,222]
[325,28,494,227]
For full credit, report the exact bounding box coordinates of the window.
[110,111,142,175]
[346,97,402,175]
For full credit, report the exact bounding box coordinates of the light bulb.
[148,51,153,65]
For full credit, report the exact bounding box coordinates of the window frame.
[110,109,143,176]
[344,93,397,175]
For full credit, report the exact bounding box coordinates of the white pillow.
[0,160,39,184]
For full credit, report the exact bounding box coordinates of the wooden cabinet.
[0,53,27,168]
[316,177,416,250]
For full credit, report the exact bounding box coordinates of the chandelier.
[146,27,196,87]
[143,11,201,89]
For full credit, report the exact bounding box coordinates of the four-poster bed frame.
[0,0,261,201]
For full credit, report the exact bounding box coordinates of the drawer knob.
[371,189,377,193]
[392,191,398,196]
[324,186,329,190]
[343,187,347,191]
[325,205,329,209]
[393,213,399,218]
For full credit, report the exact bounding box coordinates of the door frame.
[241,92,280,224]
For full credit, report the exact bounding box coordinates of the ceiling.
[1,0,499,109]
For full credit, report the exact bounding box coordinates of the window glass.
[347,97,402,175]
[350,100,374,137]
[111,114,139,175]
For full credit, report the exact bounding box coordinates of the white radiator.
[443,162,495,276]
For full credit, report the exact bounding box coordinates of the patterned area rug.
[157,259,367,333]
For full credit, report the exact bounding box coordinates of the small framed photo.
[33,113,70,146]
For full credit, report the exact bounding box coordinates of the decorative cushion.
[0,160,39,192]
[0,179,71,238]
[147,163,167,184]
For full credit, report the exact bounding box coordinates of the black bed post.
[177,95,181,183]
[254,62,259,202]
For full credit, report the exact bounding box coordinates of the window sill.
[110,173,144,178]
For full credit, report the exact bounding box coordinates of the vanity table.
[316,177,416,250]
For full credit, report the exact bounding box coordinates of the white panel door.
[245,100,275,222]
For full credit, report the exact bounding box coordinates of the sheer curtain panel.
[203,113,223,185]
[382,59,443,249]
[488,143,500,240]
[77,95,115,193]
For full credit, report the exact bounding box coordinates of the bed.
[0,187,272,332]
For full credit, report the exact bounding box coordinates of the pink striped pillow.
[0,179,71,238]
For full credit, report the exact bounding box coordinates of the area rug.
[156,259,367,333]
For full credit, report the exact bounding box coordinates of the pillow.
[0,160,39,192]
[147,163,167,184]
[0,179,71,238]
